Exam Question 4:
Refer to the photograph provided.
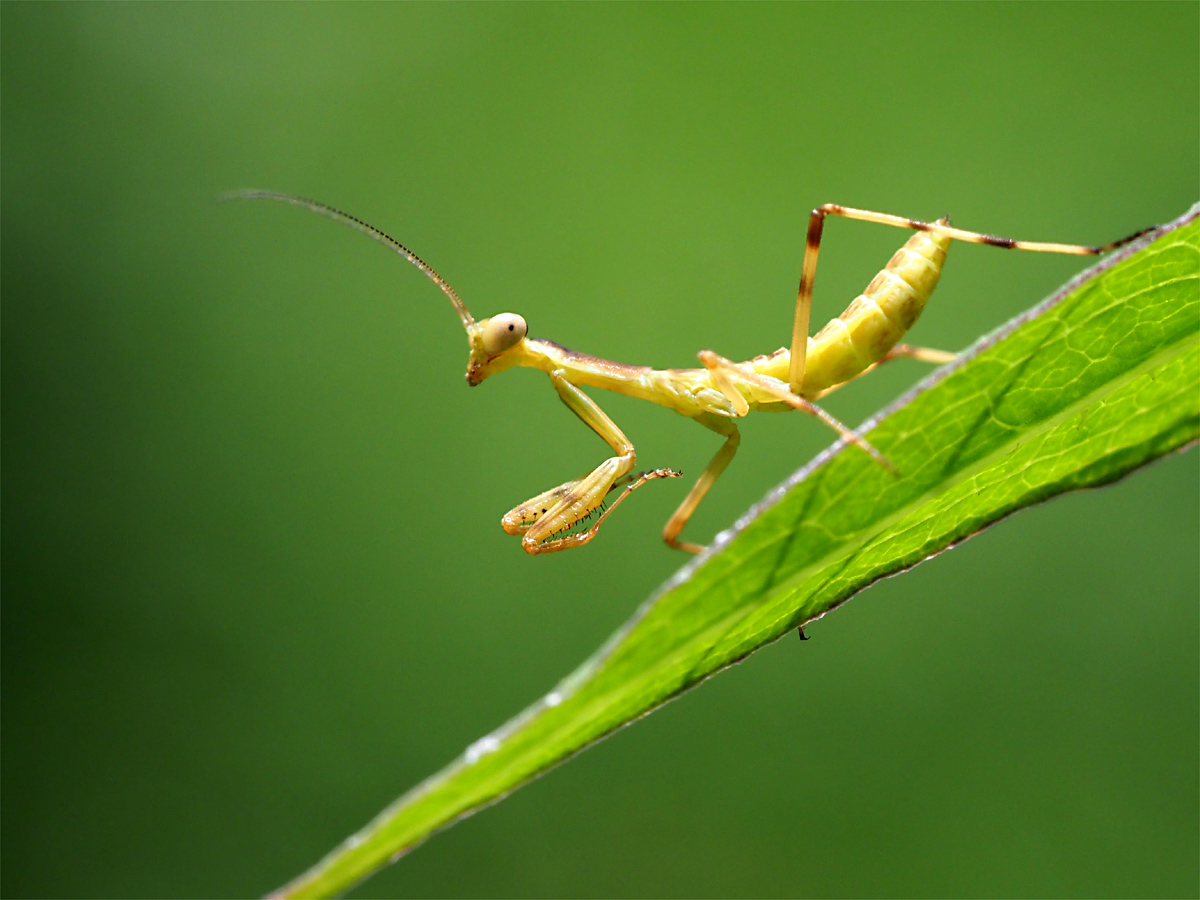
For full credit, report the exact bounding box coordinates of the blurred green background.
[3,4,1197,897]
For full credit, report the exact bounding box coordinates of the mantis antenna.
[219,189,476,331]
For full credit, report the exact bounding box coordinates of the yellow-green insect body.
[227,191,1148,555]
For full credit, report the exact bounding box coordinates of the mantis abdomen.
[751,227,952,397]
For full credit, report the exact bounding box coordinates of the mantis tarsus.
[225,191,1151,555]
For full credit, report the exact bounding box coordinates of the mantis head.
[466,312,529,385]
[220,190,532,387]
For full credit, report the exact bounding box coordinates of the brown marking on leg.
[983,235,1018,249]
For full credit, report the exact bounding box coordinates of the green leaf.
[275,205,1200,900]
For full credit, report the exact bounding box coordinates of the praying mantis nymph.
[225,191,1151,555]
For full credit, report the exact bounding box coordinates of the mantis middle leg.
[663,356,896,555]
[662,414,740,554]
[701,351,894,472]
[502,371,678,554]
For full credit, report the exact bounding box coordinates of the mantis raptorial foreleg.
[501,371,680,554]
[787,204,1152,393]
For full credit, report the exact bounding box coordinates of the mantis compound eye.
[481,313,528,356]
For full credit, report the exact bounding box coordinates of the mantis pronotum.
[226,192,1150,555]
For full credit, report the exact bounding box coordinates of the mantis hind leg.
[807,343,957,401]
[787,203,1153,394]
